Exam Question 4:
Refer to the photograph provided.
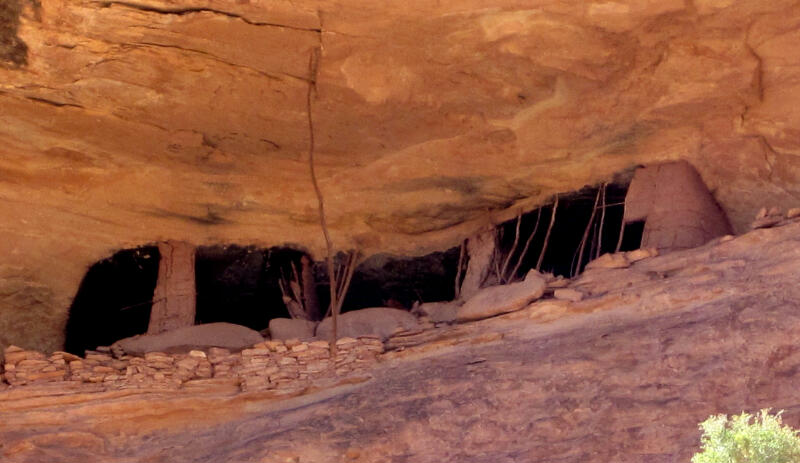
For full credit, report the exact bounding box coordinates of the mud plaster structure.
[621,161,733,251]
[148,241,197,334]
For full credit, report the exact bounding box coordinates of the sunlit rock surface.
[2,0,800,350]
[3,220,800,462]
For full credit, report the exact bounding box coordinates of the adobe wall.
[623,161,732,250]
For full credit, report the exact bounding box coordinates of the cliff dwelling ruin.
[60,179,644,353]
[3,0,800,462]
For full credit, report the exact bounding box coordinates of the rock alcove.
[61,177,653,354]
[63,243,467,353]
[3,1,800,460]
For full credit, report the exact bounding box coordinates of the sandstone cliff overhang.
[2,0,800,351]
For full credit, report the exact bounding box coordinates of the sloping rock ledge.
[2,219,800,462]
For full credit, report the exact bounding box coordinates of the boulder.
[412,301,460,323]
[752,216,783,230]
[547,277,570,289]
[585,253,630,270]
[112,322,264,355]
[268,318,317,341]
[457,270,547,322]
[625,248,659,263]
[316,308,420,341]
[553,288,584,303]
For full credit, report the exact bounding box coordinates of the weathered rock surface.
[457,270,547,321]
[112,322,264,355]
[315,307,419,341]
[585,252,631,270]
[553,288,584,302]
[268,318,317,341]
[412,301,460,323]
[3,220,800,462]
[625,247,659,262]
[4,0,800,351]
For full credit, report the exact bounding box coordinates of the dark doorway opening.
[194,245,308,331]
[0,0,29,68]
[619,220,645,252]
[496,181,640,278]
[63,180,639,354]
[313,248,462,313]
[64,246,159,355]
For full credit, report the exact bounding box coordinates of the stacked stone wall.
[1,337,383,393]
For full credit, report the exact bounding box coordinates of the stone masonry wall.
[1,337,384,393]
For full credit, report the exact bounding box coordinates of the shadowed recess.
[194,245,305,331]
[64,245,310,353]
[0,0,28,68]
[314,248,462,312]
[496,182,639,278]
[64,246,160,355]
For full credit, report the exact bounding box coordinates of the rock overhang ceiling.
[1,0,800,351]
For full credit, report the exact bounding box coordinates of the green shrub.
[692,409,800,463]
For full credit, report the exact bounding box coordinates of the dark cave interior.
[63,181,639,354]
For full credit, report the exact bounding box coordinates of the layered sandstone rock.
[2,0,800,351]
[456,269,547,321]
[111,322,265,355]
[2,216,800,462]
[315,307,419,341]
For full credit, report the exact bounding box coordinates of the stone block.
[316,308,420,341]
[268,318,318,341]
[457,272,547,321]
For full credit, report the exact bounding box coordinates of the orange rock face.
[1,0,800,350]
[3,220,800,462]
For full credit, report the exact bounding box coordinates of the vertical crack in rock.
[0,0,27,68]
[744,21,765,103]
[736,21,791,195]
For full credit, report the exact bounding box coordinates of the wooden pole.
[509,206,542,281]
[305,47,341,355]
[536,195,559,272]
[596,184,607,259]
[454,240,466,299]
[574,189,602,277]
[499,210,522,283]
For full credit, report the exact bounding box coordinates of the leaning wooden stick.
[596,183,607,259]
[574,188,602,277]
[305,47,341,354]
[499,210,523,283]
[454,240,466,299]
[536,195,559,271]
[509,206,542,280]
[615,199,627,253]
